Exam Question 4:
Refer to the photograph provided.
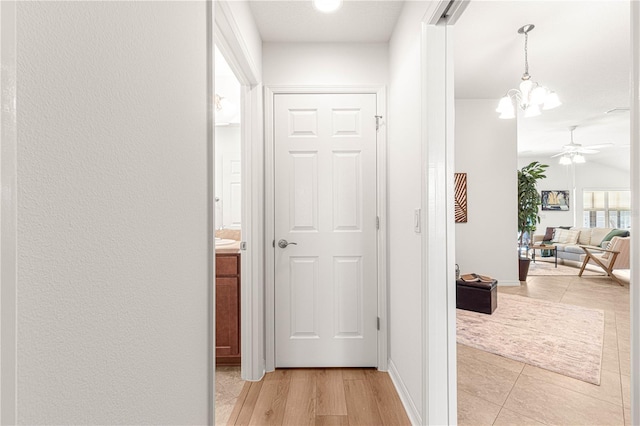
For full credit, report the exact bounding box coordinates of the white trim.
[388,359,421,426]
[264,85,388,372]
[420,1,468,423]
[630,3,639,425]
[264,86,276,372]
[214,1,258,86]
[214,1,264,382]
[421,20,455,425]
[239,83,266,382]
[0,2,17,423]
[376,87,389,372]
[207,1,216,423]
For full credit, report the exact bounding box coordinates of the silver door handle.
[278,239,297,249]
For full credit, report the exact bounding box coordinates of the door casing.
[264,86,388,372]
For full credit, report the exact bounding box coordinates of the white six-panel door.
[274,93,378,367]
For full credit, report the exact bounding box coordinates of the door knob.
[278,239,297,249]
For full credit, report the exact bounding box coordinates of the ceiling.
[248,0,404,43]
[246,0,631,170]
[454,1,631,170]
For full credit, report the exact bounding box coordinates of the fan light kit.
[553,126,611,165]
[496,24,561,119]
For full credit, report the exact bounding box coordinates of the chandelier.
[496,24,561,119]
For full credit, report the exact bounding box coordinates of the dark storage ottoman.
[456,279,498,314]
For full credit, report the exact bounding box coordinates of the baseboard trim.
[498,280,521,287]
[388,359,421,426]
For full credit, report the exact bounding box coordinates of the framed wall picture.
[454,173,467,222]
[541,190,570,211]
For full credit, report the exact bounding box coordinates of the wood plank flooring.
[227,368,411,426]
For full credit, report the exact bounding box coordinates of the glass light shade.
[543,92,562,110]
[559,155,572,165]
[496,96,513,113]
[530,86,548,105]
[524,104,541,118]
[498,110,515,119]
[313,0,342,13]
[573,154,586,164]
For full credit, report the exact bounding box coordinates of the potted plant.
[518,161,548,281]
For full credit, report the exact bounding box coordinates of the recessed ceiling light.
[313,0,342,13]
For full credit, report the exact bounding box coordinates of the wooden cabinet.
[216,253,241,365]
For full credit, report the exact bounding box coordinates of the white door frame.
[630,2,640,423]
[214,1,265,382]
[264,85,388,372]
[419,2,469,423]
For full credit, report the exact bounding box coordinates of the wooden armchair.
[578,236,630,286]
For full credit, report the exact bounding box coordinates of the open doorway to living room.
[453,1,631,424]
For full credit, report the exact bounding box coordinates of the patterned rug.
[457,293,604,385]
[528,260,603,276]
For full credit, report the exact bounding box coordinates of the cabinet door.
[216,276,240,358]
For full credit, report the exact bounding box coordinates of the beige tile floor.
[458,273,631,426]
[215,366,244,425]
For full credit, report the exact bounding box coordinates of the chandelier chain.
[523,31,529,79]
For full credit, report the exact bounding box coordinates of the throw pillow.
[564,229,580,244]
[543,227,555,241]
[552,228,568,244]
[576,228,592,245]
[553,228,580,244]
[600,229,630,248]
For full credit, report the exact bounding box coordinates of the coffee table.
[530,244,557,267]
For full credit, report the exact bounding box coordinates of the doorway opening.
[452,2,633,424]
[213,44,245,424]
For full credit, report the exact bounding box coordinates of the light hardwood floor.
[459,273,631,425]
[219,272,631,425]
[226,368,411,426]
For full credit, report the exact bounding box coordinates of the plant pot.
[518,257,531,281]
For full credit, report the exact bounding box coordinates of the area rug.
[457,293,604,385]
[528,260,603,276]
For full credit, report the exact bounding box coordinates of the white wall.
[13,3,211,423]
[387,1,429,421]
[455,100,519,285]
[517,157,630,233]
[263,42,388,86]
[215,125,242,229]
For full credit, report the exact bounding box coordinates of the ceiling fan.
[550,126,613,164]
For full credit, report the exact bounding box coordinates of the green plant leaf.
[517,161,548,246]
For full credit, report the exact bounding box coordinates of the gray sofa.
[532,227,630,264]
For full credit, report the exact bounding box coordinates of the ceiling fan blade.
[578,149,599,154]
[584,143,614,150]
[550,152,565,158]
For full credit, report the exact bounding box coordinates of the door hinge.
[240,241,247,251]
[376,216,380,230]
[377,317,380,331]
[375,115,383,131]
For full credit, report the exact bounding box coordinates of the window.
[583,190,630,228]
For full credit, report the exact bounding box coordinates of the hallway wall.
[13,2,211,423]
[262,42,388,86]
[387,1,430,421]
